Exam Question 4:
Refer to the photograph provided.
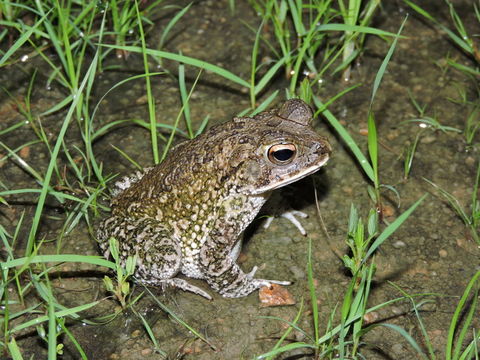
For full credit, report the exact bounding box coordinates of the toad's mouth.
[251,154,330,195]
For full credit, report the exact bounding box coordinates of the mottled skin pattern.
[97,99,331,299]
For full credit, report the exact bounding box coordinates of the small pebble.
[19,146,30,159]
[289,265,305,279]
[382,204,395,217]
[363,311,379,324]
[386,129,399,140]
[392,240,406,249]
[359,128,368,136]
[391,306,403,315]
[438,249,448,258]
[465,156,476,167]
[141,348,152,356]
[392,343,403,354]
[421,135,436,144]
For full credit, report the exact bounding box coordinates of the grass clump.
[405,0,480,146]
[405,0,480,77]
[256,197,426,359]
[247,0,389,98]
[425,161,480,245]
[0,2,209,357]
[102,238,137,309]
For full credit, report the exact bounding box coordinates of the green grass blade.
[446,270,480,360]
[371,323,426,356]
[264,300,305,359]
[0,9,50,66]
[313,95,375,181]
[363,194,427,262]
[159,3,192,48]
[178,62,193,138]
[111,144,142,170]
[367,112,378,188]
[134,0,158,164]
[453,288,478,360]
[370,16,408,108]
[143,285,216,350]
[389,283,435,358]
[424,178,470,225]
[54,0,76,91]
[0,119,26,136]
[339,276,355,357]
[90,72,165,127]
[256,342,315,359]
[0,141,45,184]
[254,55,287,96]
[471,162,480,216]
[307,238,319,344]
[250,20,263,107]
[161,70,202,162]
[11,300,101,334]
[0,189,98,207]
[39,94,73,116]
[59,320,88,360]
[194,115,210,137]
[317,23,401,37]
[100,45,250,88]
[48,292,57,360]
[131,306,167,356]
[250,90,279,116]
[1,255,116,271]
[287,0,306,36]
[314,84,360,116]
[7,338,24,360]
[34,1,68,75]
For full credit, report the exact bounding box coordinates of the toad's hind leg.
[99,216,212,300]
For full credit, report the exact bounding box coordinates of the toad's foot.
[253,278,291,287]
[161,278,212,300]
[263,210,309,236]
[218,266,291,298]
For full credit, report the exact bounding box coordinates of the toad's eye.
[267,143,297,165]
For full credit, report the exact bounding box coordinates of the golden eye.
[267,143,297,165]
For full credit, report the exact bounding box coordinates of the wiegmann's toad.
[97,99,331,299]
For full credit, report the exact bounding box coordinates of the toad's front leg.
[199,238,290,298]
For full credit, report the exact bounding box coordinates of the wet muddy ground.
[1,0,479,359]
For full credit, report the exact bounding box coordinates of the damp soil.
[1,1,479,359]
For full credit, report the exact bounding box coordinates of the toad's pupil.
[273,148,294,161]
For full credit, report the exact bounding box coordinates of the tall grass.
[247,0,392,99]
[256,194,426,358]
[255,15,436,358]
[0,1,208,358]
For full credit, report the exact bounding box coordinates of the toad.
[97,99,331,299]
